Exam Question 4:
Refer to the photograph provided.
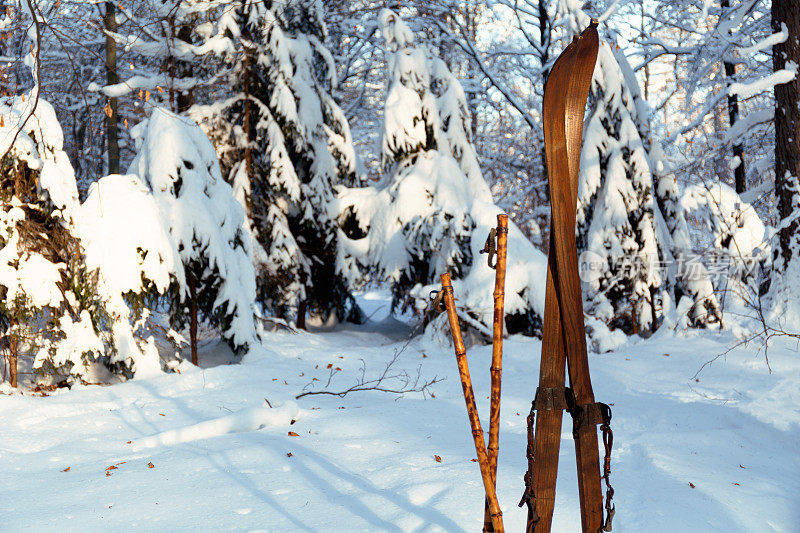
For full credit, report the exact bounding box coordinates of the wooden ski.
[519,21,613,533]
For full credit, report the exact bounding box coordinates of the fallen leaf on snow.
[148,462,155,469]
[62,467,70,472]
[288,431,299,437]
[688,482,695,488]
[434,455,442,463]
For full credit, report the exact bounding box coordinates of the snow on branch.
[738,22,788,56]
[729,66,797,99]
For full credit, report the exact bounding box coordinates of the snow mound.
[134,401,301,450]
[77,174,180,299]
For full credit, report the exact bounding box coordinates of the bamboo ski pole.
[440,273,504,533]
[483,214,508,532]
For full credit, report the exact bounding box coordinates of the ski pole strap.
[480,228,498,269]
[429,289,446,312]
[518,401,540,526]
[599,413,615,532]
[533,386,573,411]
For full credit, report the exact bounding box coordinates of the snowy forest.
[0,0,797,531]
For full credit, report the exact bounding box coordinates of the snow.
[577,38,664,332]
[38,311,105,371]
[738,23,789,56]
[0,95,80,218]
[0,289,797,531]
[681,182,767,258]
[338,9,546,334]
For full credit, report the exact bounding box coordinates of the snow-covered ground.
[1,290,798,532]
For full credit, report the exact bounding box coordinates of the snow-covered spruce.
[76,173,183,377]
[190,0,362,327]
[612,37,723,330]
[651,143,722,329]
[0,95,164,381]
[681,181,769,316]
[129,107,259,353]
[338,9,546,337]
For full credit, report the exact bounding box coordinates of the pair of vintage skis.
[518,21,614,533]
[440,20,613,533]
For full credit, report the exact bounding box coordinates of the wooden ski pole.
[483,214,508,532]
[440,273,504,533]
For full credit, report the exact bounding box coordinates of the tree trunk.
[539,0,551,199]
[722,0,746,193]
[773,0,800,264]
[296,300,307,330]
[176,24,195,113]
[188,271,198,366]
[8,322,17,388]
[104,2,119,175]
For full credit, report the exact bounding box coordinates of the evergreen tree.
[0,96,168,382]
[339,10,545,337]
[193,0,361,327]
[651,143,722,328]
[129,108,259,355]
[616,44,723,328]
[365,8,479,314]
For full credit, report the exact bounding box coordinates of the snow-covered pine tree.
[651,143,722,328]
[358,8,478,314]
[191,0,361,328]
[0,95,171,383]
[337,9,547,337]
[561,2,664,334]
[129,108,259,357]
[613,43,723,328]
[681,181,768,315]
